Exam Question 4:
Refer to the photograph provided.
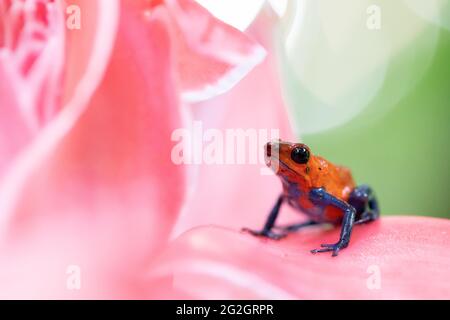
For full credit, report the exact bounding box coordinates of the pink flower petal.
[0,3,185,298]
[0,0,65,128]
[6,1,184,253]
[0,0,119,234]
[0,0,66,178]
[0,61,32,175]
[173,9,294,235]
[61,0,120,116]
[0,218,151,299]
[150,216,450,299]
[0,0,120,234]
[164,0,266,102]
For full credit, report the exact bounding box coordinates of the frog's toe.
[267,232,287,240]
[242,228,287,240]
[310,246,338,256]
[311,242,346,257]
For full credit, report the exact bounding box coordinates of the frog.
[243,140,379,257]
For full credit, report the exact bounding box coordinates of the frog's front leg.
[309,188,356,257]
[242,195,287,240]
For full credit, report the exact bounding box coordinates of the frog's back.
[283,156,356,223]
[309,156,355,200]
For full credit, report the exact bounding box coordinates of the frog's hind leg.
[348,185,379,225]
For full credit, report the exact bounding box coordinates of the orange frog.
[243,140,379,256]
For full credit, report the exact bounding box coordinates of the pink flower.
[0,0,449,300]
[0,0,65,177]
[0,0,264,298]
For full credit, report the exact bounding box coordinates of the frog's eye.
[291,146,310,164]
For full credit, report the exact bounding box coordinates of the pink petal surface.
[61,0,120,115]
[0,4,185,298]
[0,0,65,177]
[0,218,151,299]
[0,0,65,127]
[151,216,450,299]
[0,61,31,175]
[163,0,266,102]
[0,0,119,223]
[173,8,295,235]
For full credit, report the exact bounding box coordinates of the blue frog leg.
[309,188,356,257]
[242,195,287,240]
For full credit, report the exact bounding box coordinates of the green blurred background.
[279,1,450,218]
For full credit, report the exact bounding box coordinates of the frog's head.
[265,140,312,181]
